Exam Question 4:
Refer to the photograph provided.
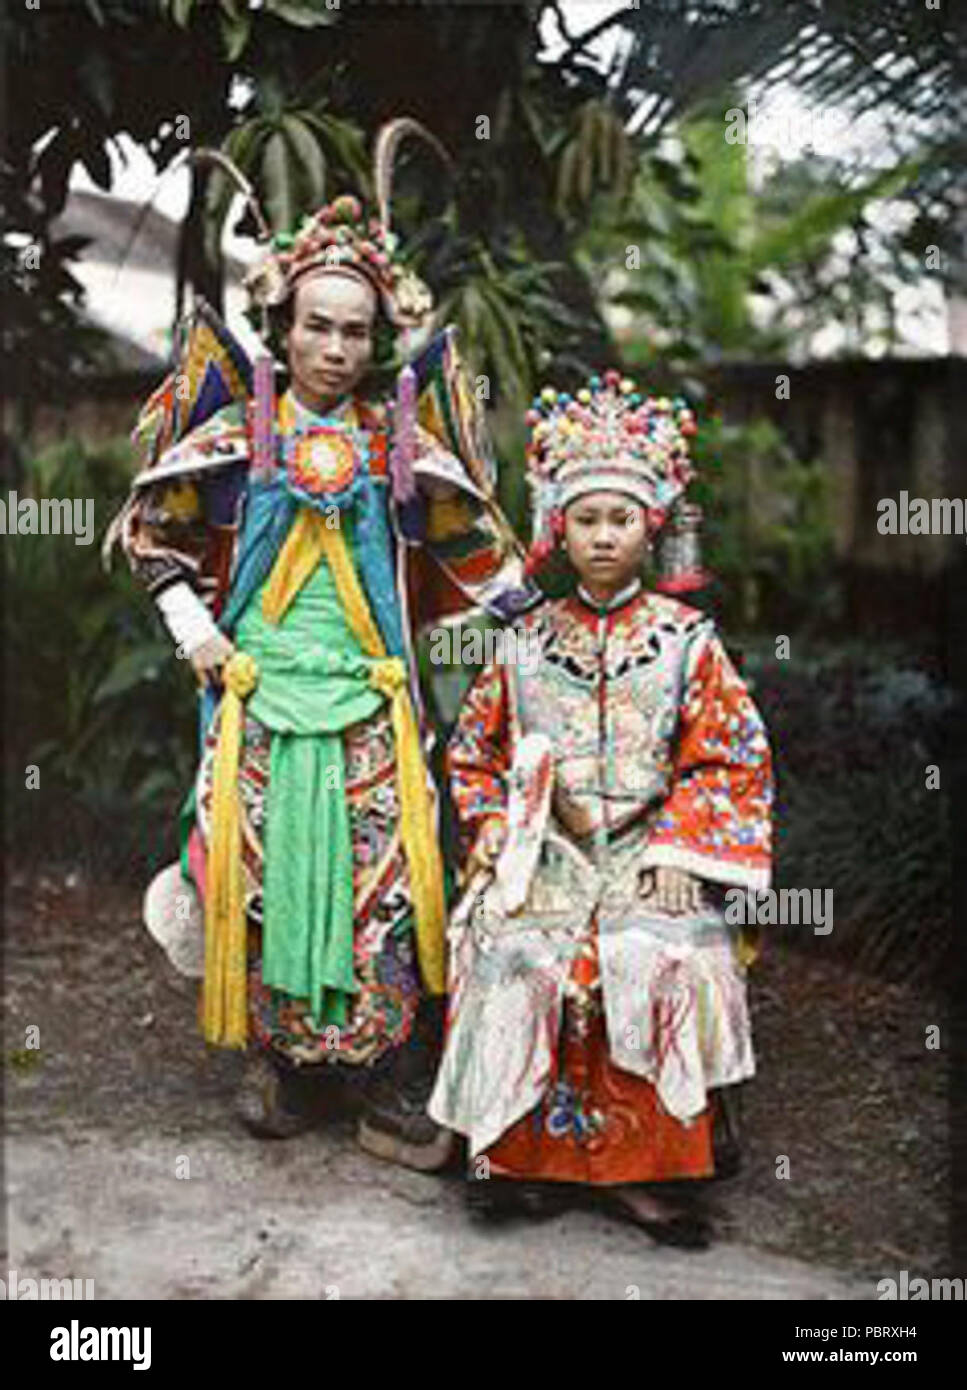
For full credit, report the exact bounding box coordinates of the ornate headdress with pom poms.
[243,118,446,333]
[523,368,709,592]
[238,118,449,497]
[244,191,434,331]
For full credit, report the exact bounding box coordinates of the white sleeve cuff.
[156,581,222,657]
[639,842,771,892]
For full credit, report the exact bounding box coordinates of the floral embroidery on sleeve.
[643,625,773,890]
[445,661,512,871]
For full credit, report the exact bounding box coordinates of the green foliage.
[590,105,934,367]
[691,413,838,633]
[555,99,635,216]
[7,0,962,412]
[207,109,370,256]
[5,436,197,877]
[0,168,113,405]
[749,154,936,356]
[432,245,596,412]
[162,0,338,49]
[741,640,954,982]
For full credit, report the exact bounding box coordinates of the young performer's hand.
[638,865,703,914]
[190,632,235,689]
[462,818,507,885]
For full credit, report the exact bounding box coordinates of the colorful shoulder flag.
[132,299,253,471]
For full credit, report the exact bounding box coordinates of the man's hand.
[639,865,704,914]
[189,632,235,689]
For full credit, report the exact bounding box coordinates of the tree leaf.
[262,129,295,234]
[36,134,77,217]
[302,110,370,182]
[80,141,112,192]
[220,11,251,62]
[170,0,195,27]
[282,113,326,204]
[92,643,170,704]
[264,0,340,29]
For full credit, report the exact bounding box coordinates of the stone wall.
[705,357,967,643]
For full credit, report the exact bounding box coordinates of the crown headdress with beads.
[243,118,446,331]
[245,193,433,330]
[523,368,707,591]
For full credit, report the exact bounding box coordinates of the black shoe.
[465,1175,519,1223]
[234,1051,310,1140]
[634,1211,712,1250]
[600,1190,712,1249]
[356,1054,455,1172]
[712,1140,742,1181]
[465,1175,569,1223]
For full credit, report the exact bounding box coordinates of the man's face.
[563,490,648,595]
[285,271,377,411]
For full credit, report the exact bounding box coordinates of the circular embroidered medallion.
[288,427,359,499]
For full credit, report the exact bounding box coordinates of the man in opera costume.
[105,125,524,1167]
[428,371,774,1245]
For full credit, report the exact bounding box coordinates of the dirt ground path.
[2,870,949,1298]
[7,1129,871,1300]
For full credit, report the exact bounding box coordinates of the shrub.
[738,638,954,982]
[5,434,197,880]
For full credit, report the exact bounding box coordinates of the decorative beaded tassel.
[251,351,276,483]
[655,502,710,594]
[390,360,417,504]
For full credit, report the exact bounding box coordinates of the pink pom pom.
[252,353,275,482]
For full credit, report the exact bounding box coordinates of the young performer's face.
[563,490,648,598]
[286,271,377,411]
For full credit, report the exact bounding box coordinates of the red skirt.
[483,929,714,1185]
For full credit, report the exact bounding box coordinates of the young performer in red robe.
[428,371,773,1246]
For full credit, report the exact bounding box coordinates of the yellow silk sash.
[203,650,258,1046]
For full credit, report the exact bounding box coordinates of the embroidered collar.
[576,576,643,614]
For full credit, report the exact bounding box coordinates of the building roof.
[49,189,252,373]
